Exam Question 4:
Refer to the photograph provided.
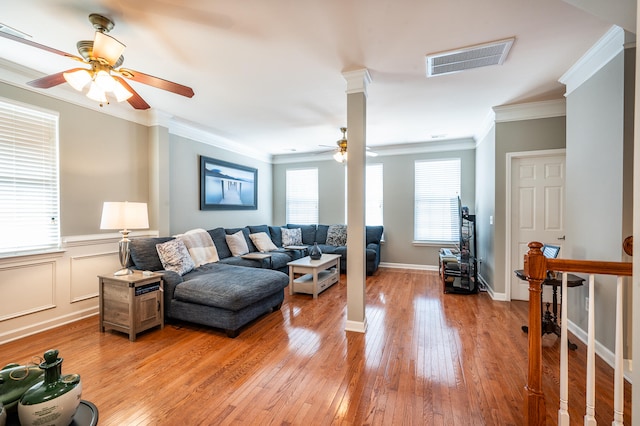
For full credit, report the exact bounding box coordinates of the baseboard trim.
[567,319,632,383]
[345,318,367,333]
[379,262,438,271]
[0,308,99,345]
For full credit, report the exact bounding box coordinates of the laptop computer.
[542,244,560,259]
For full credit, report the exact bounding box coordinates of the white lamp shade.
[333,151,347,163]
[94,70,116,92]
[100,202,149,231]
[86,81,108,103]
[63,69,92,91]
[112,79,134,102]
[93,31,126,66]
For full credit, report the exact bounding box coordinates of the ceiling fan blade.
[113,76,151,110]
[27,69,84,89]
[118,68,195,98]
[0,30,81,60]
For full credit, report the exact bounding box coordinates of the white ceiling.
[0,0,620,157]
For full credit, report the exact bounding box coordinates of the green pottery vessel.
[18,349,81,426]
[0,362,44,411]
[0,401,6,426]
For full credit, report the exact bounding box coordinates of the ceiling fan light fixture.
[63,69,92,91]
[93,31,125,66]
[86,81,108,103]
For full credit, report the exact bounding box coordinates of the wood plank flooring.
[0,268,631,425]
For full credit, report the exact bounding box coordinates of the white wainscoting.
[0,231,157,344]
[70,252,120,303]
[0,260,57,321]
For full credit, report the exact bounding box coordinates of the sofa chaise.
[128,236,290,337]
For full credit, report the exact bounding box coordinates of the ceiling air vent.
[426,37,515,77]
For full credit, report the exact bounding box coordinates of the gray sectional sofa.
[128,224,383,337]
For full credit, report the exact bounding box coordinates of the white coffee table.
[287,253,341,298]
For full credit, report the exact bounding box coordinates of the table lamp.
[100,201,149,276]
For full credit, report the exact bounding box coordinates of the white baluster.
[558,271,570,426]
[612,276,624,426]
[584,274,596,426]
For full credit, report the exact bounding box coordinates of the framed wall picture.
[200,156,258,210]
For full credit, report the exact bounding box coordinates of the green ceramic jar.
[18,350,82,426]
[0,362,44,411]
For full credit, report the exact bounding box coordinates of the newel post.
[523,241,547,425]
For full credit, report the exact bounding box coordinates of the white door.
[510,154,565,301]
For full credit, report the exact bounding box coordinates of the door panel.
[511,154,565,301]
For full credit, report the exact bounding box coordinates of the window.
[366,163,383,226]
[0,99,60,255]
[286,168,318,224]
[414,158,460,243]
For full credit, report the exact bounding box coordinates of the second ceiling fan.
[323,127,377,163]
[0,13,194,110]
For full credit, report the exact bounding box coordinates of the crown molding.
[168,119,273,163]
[559,25,625,96]
[474,109,497,144]
[493,99,566,123]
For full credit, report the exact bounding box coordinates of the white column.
[343,69,371,333]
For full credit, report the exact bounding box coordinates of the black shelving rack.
[440,214,478,294]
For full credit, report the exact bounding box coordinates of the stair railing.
[523,241,632,425]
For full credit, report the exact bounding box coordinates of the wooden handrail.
[546,259,631,277]
[523,241,632,425]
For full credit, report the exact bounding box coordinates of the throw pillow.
[249,232,278,252]
[281,227,302,246]
[225,230,249,256]
[156,239,195,276]
[176,228,219,267]
[326,224,347,246]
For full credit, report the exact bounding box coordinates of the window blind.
[0,99,60,254]
[366,163,383,226]
[414,159,460,243]
[286,168,318,224]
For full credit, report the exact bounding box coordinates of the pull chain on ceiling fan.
[0,13,195,109]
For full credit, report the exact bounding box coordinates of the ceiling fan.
[321,127,378,163]
[0,13,194,110]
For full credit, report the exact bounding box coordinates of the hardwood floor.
[0,269,631,425]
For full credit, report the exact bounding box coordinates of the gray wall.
[168,134,274,234]
[0,83,150,237]
[475,127,496,288]
[491,116,566,295]
[564,47,633,355]
[274,148,476,267]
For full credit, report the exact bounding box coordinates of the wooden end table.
[98,271,164,341]
[287,254,341,298]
